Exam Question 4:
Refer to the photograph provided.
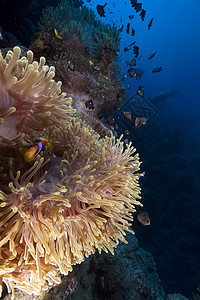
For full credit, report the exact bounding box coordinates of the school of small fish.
[83,1,163,227]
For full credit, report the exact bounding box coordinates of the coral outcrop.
[30,0,124,117]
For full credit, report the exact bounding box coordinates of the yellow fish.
[54,29,62,39]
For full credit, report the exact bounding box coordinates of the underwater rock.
[58,233,166,300]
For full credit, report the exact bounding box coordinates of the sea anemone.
[0,47,143,299]
[0,46,75,141]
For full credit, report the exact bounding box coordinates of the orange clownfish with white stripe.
[24,139,53,163]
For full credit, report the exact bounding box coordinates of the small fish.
[85,99,95,109]
[129,15,134,20]
[133,45,139,58]
[68,61,75,72]
[113,49,120,55]
[54,29,62,39]
[124,129,129,135]
[89,60,94,66]
[136,210,150,226]
[0,27,3,41]
[140,9,146,21]
[131,41,136,46]
[124,46,131,52]
[148,18,154,30]
[127,85,130,89]
[86,0,91,2]
[135,3,142,12]
[136,89,144,97]
[93,65,100,71]
[24,139,52,163]
[138,55,143,60]
[148,51,157,60]
[97,3,107,17]
[135,117,140,128]
[131,28,135,36]
[152,66,162,73]
[134,117,147,128]
[136,73,140,80]
[122,74,128,81]
[129,58,136,66]
[130,0,137,8]
[124,111,133,122]
[128,68,136,78]
[126,23,130,34]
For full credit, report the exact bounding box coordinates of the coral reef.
[70,233,166,300]
[0,47,143,298]
[30,0,124,117]
[42,233,187,300]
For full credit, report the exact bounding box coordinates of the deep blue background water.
[84,0,200,297]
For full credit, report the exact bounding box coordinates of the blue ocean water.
[84,0,200,297]
[0,0,199,298]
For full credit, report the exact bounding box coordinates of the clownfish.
[24,139,53,163]
[54,28,62,39]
